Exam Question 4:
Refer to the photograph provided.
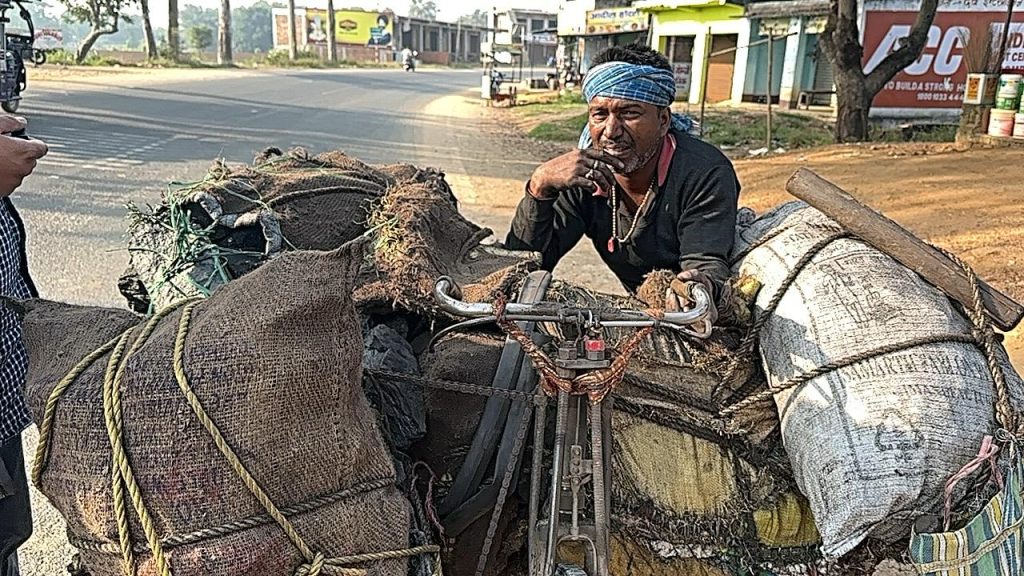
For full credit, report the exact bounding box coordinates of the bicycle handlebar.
[433,277,713,335]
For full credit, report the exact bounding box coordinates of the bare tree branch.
[864,0,940,95]
[819,0,839,65]
[821,0,866,79]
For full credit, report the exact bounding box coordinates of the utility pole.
[287,0,298,60]
[766,31,774,151]
[699,27,711,136]
[455,19,462,63]
[218,0,232,65]
[326,0,337,62]
[996,0,1017,70]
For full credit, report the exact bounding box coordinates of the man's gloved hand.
[665,269,719,326]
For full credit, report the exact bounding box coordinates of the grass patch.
[148,56,224,69]
[528,111,588,142]
[515,91,587,117]
[42,48,229,68]
[871,123,958,143]
[263,49,328,68]
[42,47,397,69]
[526,107,835,150]
[45,49,123,67]
[702,110,834,150]
[249,49,394,69]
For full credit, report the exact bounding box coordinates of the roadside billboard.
[34,28,64,50]
[863,7,1024,111]
[274,12,306,48]
[585,7,648,36]
[304,9,394,46]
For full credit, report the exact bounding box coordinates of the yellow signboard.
[585,7,648,36]
[305,9,394,46]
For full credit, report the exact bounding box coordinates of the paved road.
[17,67,532,308]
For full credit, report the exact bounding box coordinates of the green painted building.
[635,0,749,105]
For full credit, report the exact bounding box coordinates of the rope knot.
[295,552,326,576]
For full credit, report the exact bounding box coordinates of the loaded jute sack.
[120,146,534,319]
[20,240,437,576]
[730,200,1024,561]
[119,147,463,314]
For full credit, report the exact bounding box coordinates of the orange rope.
[492,292,652,403]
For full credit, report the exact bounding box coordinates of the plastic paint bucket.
[988,109,1015,137]
[997,75,1022,110]
[998,74,1022,98]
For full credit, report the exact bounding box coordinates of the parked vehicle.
[0,0,39,113]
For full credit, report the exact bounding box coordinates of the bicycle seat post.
[536,319,613,576]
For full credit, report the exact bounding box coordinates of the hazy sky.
[112,0,556,31]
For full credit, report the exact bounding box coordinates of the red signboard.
[863,10,1024,109]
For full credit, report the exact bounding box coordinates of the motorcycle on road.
[1,0,41,113]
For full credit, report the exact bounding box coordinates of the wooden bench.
[798,90,836,109]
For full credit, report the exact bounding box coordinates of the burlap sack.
[354,178,537,318]
[23,241,413,576]
[734,201,1024,557]
[122,148,407,313]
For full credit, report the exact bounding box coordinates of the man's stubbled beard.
[601,136,661,176]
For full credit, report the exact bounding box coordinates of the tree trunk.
[168,0,180,61]
[821,0,940,142]
[76,27,115,63]
[326,0,337,63]
[141,0,158,60]
[287,0,298,60]
[218,0,232,65]
[834,73,871,142]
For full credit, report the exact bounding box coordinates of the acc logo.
[865,24,968,77]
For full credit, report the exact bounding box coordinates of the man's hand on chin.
[528,148,625,200]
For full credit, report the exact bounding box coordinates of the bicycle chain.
[473,393,538,576]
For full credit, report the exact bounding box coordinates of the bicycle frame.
[433,276,715,576]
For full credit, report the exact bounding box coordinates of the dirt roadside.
[26,64,248,85]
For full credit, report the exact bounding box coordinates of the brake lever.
[673,317,713,339]
[662,284,714,339]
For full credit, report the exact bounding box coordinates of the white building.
[743,0,835,109]
[487,7,558,66]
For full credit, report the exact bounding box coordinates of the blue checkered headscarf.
[578,61,698,149]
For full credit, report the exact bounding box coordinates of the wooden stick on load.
[786,167,1024,332]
